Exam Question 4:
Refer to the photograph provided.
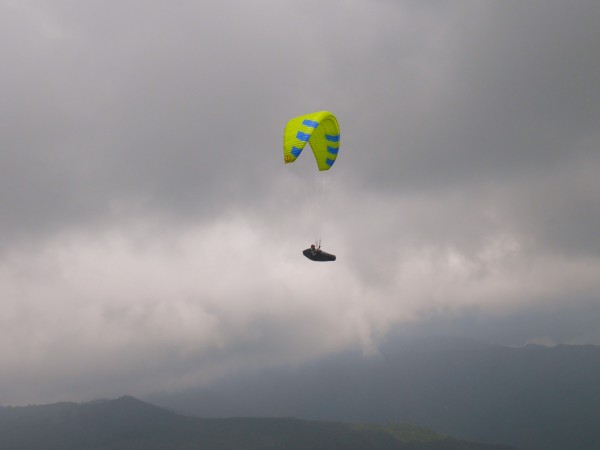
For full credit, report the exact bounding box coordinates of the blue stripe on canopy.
[326,158,335,167]
[296,131,311,142]
[325,134,340,142]
[302,119,319,128]
[327,146,339,155]
[291,146,302,157]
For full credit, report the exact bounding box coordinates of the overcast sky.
[1,0,599,406]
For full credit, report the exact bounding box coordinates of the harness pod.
[303,248,336,262]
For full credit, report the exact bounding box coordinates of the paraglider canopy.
[283,111,340,171]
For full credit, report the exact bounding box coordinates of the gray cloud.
[1,0,600,405]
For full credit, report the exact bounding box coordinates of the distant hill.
[0,396,515,450]
[148,337,600,450]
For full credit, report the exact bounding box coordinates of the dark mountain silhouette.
[0,396,514,450]
[148,337,600,450]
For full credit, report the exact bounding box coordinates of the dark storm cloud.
[327,0,600,267]
[349,0,600,183]
[0,0,331,242]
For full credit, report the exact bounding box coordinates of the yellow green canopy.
[283,111,340,171]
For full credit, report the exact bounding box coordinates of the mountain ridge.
[0,395,516,450]
[147,337,600,450]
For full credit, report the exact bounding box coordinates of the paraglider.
[283,111,340,262]
[303,243,336,262]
